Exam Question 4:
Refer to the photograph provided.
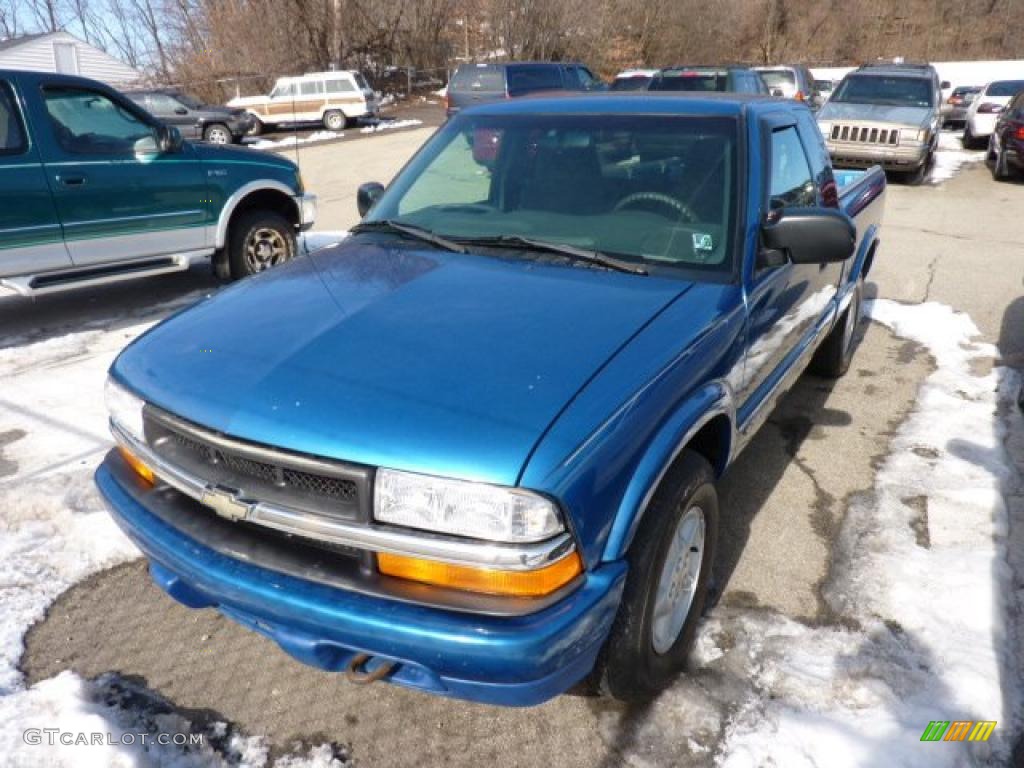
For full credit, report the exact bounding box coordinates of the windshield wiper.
[350,219,467,253]
[455,235,648,275]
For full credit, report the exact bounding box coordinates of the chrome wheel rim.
[207,127,229,144]
[652,505,705,655]
[326,113,343,130]
[244,227,289,272]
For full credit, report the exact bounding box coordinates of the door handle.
[57,174,86,187]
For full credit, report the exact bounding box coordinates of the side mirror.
[760,208,855,267]
[940,80,951,89]
[174,107,188,115]
[357,181,385,217]
[157,124,183,153]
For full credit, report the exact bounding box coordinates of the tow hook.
[345,653,396,685]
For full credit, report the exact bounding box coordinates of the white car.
[229,70,379,134]
[963,79,1024,148]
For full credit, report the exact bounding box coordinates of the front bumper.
[95,455,626,706]
[826,140,928,170]
[297,193,317,231]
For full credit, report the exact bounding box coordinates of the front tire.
[598,451,718,701]
[227,210,297,280]
[203,123,231,144]
[811,277,863,377]
[990,136,1012,181]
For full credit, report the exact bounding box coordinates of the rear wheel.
[323,110,346,131]
[990,136,1012,181]
[597,451,718,701]
[228,210,297,280]
[811,277,863,378]
[963,125,982,150]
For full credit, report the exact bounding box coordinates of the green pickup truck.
[0,70,316,295]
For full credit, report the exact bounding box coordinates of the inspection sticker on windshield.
[692,232,714,258]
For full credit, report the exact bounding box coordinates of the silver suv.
[816,63,947,180]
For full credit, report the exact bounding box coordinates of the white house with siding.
[0,31,141,86]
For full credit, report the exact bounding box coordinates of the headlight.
[900,127,927,143]
[374,468,563,543]
[818,121,833,137]
[104,376,146,444]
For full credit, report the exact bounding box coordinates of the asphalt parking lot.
[5,127,1024,766]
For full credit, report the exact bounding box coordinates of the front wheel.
[990,137,1012,181]
[597,451,718,701]
[227,210,297,280]
[811,278,863,377]
[203,123,231,144]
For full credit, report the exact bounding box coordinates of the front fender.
[214,180,301,249]
[600,383,734,562]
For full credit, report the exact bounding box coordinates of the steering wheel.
[613,192,698,223]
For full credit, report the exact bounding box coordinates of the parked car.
[963,79,1024,149]
[987,89,1024,180]
[445,61,604,117]
[816,62,946,182]
[125,88,253,145]
[0,70,316,295]
[648,66,769,94]
[940,85,981,127]
[97,92,885,707]
[754,65,822,108]
[228,70,379,134]
[610,68,658,91]
[814,78,836,103]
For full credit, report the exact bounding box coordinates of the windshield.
[611,76,652,91]
[831,75,933,107]
[987,80,1024,97]
[649,70,727,92]
[758,70,796,90]
[365,114,738,276]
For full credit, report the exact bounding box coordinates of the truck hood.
[818,101,933,128]
[113,239,690,486]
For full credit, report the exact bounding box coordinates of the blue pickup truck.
[96,93,885,706]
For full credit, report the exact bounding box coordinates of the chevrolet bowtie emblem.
[201,485,250,522]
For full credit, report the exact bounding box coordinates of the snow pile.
[672,300,1017,767]
[245,131,342,151]
[359,119,423,134]
[928,131,986,185]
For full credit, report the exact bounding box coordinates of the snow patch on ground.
[244,130,343,151]
[359,119,423,134]
[928,131,986,184]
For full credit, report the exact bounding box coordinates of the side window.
[43,87,155,155]
[768,125,815,209]
[271,83,294,99]
[147,93,185,114]
[795,110,835,206]
[299,80,324,97]
[326,78,355,94]
[0,82,26,155]
[570,66,596,90]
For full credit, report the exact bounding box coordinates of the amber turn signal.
[377,550,583,597]
[118,445,155,486]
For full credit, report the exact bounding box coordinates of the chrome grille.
[830,124,900,146]
[146,408,367,520]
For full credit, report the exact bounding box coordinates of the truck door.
[0,76,72,278]
[736,115,843,433]
[32,80,209,267]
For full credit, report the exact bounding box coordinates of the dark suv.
[445,62,604,117]
[125,89,253,144]
[648,66,770,95]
